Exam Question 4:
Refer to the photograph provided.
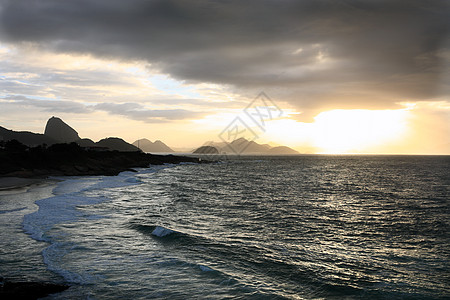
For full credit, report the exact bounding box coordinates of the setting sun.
[311,109,409,153]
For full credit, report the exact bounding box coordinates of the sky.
[0,0,449,154]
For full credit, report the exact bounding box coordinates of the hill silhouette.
[202,138,299,155]
[193,145,219,154]
[0,126,57,147]
[0,117,142,152]
[44,116,80,143]
[132,139,173,153]
[97,137,140,152]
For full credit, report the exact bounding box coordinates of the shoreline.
[1,149,205,179]
[0,277,69,299]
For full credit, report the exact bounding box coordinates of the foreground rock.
[0,278,69,300]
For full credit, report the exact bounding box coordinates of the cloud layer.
[1,0,448,117]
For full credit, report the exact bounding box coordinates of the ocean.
[0,155,449,299]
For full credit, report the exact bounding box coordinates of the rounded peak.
[44,116,80,143]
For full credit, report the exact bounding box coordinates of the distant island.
[132,138,174,153]
[0,117,202,178]
[195,137,299,155]
[193,145,219,154]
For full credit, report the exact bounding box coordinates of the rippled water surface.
[1,156,449,299]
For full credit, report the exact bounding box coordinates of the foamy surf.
[21,167,162,286]
[151,226,177,237]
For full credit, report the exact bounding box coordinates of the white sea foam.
[22,166,173,285]
[151,226,176,237]
[199,265,214,272]
[23,194,105,242]
[42,242,96,284]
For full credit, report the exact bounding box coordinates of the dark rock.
[0,279,69,300]
[44,116,80,143]
[0,145,205,178]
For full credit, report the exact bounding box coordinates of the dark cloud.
[0,95,203,122]
[94,102,205,122]
[0,95,90,113]
[0,0,449,115]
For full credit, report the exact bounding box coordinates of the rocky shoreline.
[0,277,69,300]
[0,142,204,179]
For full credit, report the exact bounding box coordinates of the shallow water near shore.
[1,156,449,299]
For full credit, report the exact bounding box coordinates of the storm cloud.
[0,0,449,116]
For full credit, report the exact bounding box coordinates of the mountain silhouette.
[267,146,299,155]
[1,117,140,152]
[0,126,57,147]
[201,138,299,155]
[44,116,80,143]
[132,139,174,153]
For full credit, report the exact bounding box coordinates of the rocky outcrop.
[0,277,69,299]
[193,146,219,154]
[132,138,174,153]
[44,116,80,143]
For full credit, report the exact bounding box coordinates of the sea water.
[0,156,449,299]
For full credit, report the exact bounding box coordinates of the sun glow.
[263,108,410,154]
[311,109,409,153]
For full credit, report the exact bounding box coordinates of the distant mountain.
[193,146,219,154]
[1,117,142,152]
[97,137,140,152]
[132,138,173,153]
[199,138,299,155]
[44,116,80,143]
[267,146,299,155]
[0,126,58,147]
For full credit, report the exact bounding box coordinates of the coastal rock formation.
[96,137,140,152]
[132,138,174,153]
[0,278,69,299]
[0,141,203,178]
[193,146,219,154]
[44,116,80,143]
